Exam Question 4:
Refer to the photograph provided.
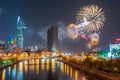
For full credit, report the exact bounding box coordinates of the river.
[0,58,101,80]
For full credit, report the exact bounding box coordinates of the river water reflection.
[0,58,100,80]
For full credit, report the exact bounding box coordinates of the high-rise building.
[47,25,58,52]
[0,41,5,53]
[16,16,27,49]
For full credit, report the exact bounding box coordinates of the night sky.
[0,0,120,53]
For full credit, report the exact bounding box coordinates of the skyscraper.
[47,25,58,52]
[16,16,27,49]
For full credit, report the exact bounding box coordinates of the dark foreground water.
[0,58,101,80]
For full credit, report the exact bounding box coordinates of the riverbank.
[0,60,20,70]
[59,60,120,80]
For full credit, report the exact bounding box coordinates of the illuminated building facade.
[47,25,58,52]
[109,38,120,58]
[16,16,27,49]
[7,35,16,52]
[7,35,16,46]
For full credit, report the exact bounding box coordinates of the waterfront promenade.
[60,60,120,80]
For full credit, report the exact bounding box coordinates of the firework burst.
[67,23,78,39]
[76,5,105,32]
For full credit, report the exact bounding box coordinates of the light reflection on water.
[0,58,100,80]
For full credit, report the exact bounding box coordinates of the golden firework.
[76,5,105,32]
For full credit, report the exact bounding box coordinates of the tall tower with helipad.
[16,16,27,49]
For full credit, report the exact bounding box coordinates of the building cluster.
[0,16,26,53]
[0,16,58,55]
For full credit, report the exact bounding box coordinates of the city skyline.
[0,0,120,53]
